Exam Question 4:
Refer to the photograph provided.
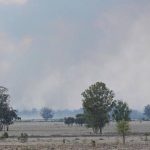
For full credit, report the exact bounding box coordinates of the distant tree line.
[64,113,86,126]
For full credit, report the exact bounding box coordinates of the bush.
[91,140,96,147]
[1,132,9,139]
[18,133,28,143]
[144,133,150,141]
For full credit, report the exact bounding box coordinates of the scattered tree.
[64,117,75,126]
[112,100,131,122]
[82,82,115,134]
[40,107,53,121]
[0,86,19,131]
[112,100,131,144]
[144,105,150,120]
[117,120,130,144]
[75,114,86,126]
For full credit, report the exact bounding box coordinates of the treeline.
[18,108,145,120]
[64,114,85,126]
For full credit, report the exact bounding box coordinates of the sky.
[0,0,150,111]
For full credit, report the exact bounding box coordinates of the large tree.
[0,86,19,131]
[82,82,115,134]
[40,107,53,121]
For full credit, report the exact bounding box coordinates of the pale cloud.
[0,0,28,5]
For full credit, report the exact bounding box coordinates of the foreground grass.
[0,136,149,150]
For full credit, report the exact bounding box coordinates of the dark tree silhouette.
[64,117,75,126]
[75,114,85,126]
[40,107,53,121]
[144,105,150,120]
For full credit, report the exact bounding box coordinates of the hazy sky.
[0,0,150,110]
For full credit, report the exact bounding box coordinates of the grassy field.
[4,121,150,137]
[0,121,149,149]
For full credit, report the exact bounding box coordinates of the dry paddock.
[0,121,149,149]
[0,136,149,150]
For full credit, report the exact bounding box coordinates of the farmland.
[0,121,150,149]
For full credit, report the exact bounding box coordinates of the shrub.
[18,133,28,143]
[144,133,150,141]
[1,132,9,139]
[63,139,65,144]
[91,140,96,147]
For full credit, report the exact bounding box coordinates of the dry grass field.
[3,121,150,137]
[0,121,150,149]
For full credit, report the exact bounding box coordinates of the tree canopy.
[64,117,75,126]
[112,100,131,122]
[40,107,53,121]
[82,82,115,134]
[0,86,19,131]
[75,114,86,126]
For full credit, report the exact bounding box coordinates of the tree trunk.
[6,125,9,131]
[123,134,125,144]
[99,127,102,135]
[0,123,3,131]
[93,127,99,134]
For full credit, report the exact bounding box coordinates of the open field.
[0,136,149,150]
[0,121,150,149]
[3,121,150,137]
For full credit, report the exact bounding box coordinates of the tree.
[64,117,75,126]
[112,100,131,122]
[144,105,150,120]
[117,120,129,144]
[112,100,131,144]
[40,107,53,121]
[82,82,115,134]
[0,86,19,131]
[75,114,86,126]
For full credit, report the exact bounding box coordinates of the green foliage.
[64,117,75,126]
[144,105,150,119]
[117,120,130,134]
[82,82,115,134]
[18,133,28,143]
[91,140,96,147]
[0,86,19,131]
[117,120,130,144]
[1,132,9,139]
[75,114,86,126]
[40,107,53,121]
[112,100,131,122]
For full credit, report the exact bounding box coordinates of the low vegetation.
[18,133,28,143]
